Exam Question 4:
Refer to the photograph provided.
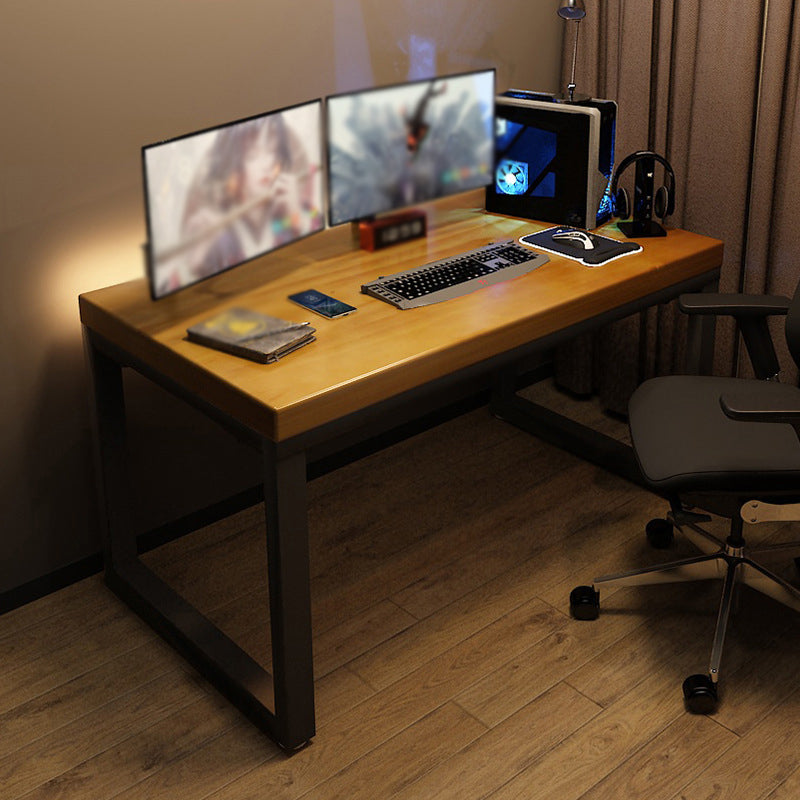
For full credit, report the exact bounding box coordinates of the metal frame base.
[592,513,800,684]
[82,265,720,747]
[84,330,315,752]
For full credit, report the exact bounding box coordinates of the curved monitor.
[143,100,324,300]
[326,69,496,227]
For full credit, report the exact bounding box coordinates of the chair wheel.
[570,585,599,620]
[682,673,718,714]
[646,518,674,549]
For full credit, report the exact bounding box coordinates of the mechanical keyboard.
[360,240,549,309]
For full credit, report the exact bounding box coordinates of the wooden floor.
[3,383,800,800]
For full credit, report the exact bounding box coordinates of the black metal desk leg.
[84,328,315,751]
[263,443,316,749]
[83,328,137,566]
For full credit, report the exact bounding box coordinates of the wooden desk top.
[80,192,722,442]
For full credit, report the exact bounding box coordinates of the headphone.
[610,150,676,222]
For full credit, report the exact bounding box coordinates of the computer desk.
[79,192,722,750]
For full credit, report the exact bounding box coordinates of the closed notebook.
[186,307,315,363]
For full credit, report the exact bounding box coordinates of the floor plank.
[299,702,487,800]
[391,683,602,800]
[576,714,737,800]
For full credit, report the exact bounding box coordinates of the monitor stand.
[357,209,427,251]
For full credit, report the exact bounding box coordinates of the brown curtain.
[555,0,800,413]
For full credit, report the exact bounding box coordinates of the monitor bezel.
[142,98,325,301]
[324,68,497,228]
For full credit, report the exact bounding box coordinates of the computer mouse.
[552,229,595,251]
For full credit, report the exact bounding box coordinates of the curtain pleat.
[554,0,800,413]
[743,1,800,384]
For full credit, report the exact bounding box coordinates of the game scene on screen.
[144,101,324,299]
[326,70,495,226]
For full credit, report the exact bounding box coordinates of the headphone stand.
[618,219,666,238]
[611,151,675,239]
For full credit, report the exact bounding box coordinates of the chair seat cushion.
[628,375,800,494]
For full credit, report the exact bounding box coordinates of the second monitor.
[142,100,325,300]
[326,69,496,228]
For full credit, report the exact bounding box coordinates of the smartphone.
[288,289,357,319]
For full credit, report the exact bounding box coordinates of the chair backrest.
[785,279,800,371]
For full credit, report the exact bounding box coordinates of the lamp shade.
[557,0,586,20]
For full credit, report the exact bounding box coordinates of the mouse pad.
[520,226,642,267]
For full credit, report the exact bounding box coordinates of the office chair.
[570,280,800,713]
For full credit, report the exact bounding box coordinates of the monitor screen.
[326,69,496,227]
[143,100,325,300]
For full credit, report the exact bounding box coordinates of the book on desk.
[186,306,315,364]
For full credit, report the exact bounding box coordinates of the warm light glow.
[62,225,145,296]
[49,191,148,333]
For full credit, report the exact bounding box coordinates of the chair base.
[573,512,800,712]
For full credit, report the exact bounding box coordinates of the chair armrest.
[680,293,792,380]
[679,293,791,317]
[720,392,800,424]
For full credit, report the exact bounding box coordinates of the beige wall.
[0,0,563,596]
